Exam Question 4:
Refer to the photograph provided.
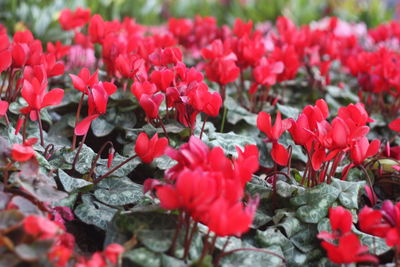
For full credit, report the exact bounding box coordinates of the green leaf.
[0,253,20,267]
[113,210,176,234]
[15,240,53,261]
[153,155,177,170]
[290,224,319,253]
[94,177,143,206]
[256,228,294,257]
[58,169,92,193]
[136,229,174,253]
[64,144,96,174]
[276,103,299,119]
[220,245,284,267]
[353,228,391,255]
[95,153,141,178]
[123,248,161,267]
[225,96,257,125]
[91,117,114,137]
[74,194,117,230]
[53,192,78,209]
[331,178,365,209]
[162,120,187,134]
[0,210,24,231]
[246,176,273,199]
[275,213,302,238]
[13,171,68,203]
[291,183,340,224]
[326,85,358,102]
[160,254,186,267]
[276,180,305,198]
[208,132,256,156]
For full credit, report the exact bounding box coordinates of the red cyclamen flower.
[135,132,168,163]
[11,138,37,162]
[58,7,91,30]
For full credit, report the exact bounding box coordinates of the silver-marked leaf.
[94,177,143,206]
[64,144,96,174]
[96,153,141,178]
[123,248,161,267]
[353,228,391,255]
[331,178,365,209]
[137,229,174,253]
[208,132,256,156]
[277,103,300,119]
[153,155,177,170]
[91,117,114,137]
[58,169,92,193]
[74,194,117,230]
[291,183,340,223]
[276,180,304,198]
[225,96,257,125]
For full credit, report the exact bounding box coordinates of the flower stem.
[220,107,227,133]
[72,132,87,171]
[198,230,211,265]
[183,222,198,260]
[22,114,28,143]
[169,211,183,255]
[217,247,285,264]
[87,141,114,181]
[36,110,44,147]
[72,92,85,150]
[181,213,191,259]
[94,154,137,184]
[158,117,169,139]
[44,144,55,160]
[199,116,208,140]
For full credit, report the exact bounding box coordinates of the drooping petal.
[74,114,98,136]
[0,100,9,116]
[271,142,289,166]
[390,118,400,132]
[41,88,64,108]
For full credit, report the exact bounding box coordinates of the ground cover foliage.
[2,3,400,267]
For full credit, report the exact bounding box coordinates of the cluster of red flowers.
[319,201,400,264]
[58,10,223,129]
[0,29,66,128]
[152,136,259,237]
[22,215,124,267]
[258,99,380,184]
[317,207,378,264]
[359,200,400,250]
[69,67,117,136]
[346,47,400,97]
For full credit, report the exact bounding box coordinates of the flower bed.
[1,7,400,266]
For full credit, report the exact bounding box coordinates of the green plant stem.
[220,107,227,133]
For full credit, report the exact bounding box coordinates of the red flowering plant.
[3,5,400,266]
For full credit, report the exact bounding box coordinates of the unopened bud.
[107,147,115,168]
[15,116,24,135]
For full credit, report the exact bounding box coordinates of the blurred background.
[0,0,397,42]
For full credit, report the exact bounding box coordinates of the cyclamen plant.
[3,5,400,267]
